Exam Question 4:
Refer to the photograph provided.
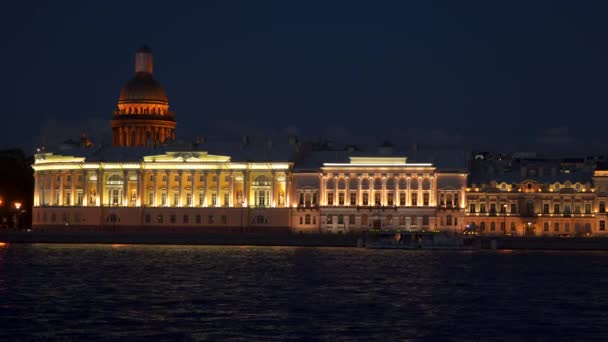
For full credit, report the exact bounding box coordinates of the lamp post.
[503,204,508,236]
[240,200,244,232]
[13,202,22,229]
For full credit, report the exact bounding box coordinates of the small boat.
[364,231,480,250]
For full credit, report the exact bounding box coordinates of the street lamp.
[13,202,22,229]
[503,204,507,236]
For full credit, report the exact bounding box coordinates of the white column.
[70,171,76,206]
[271,171,276,207]
[381,177,387,206]
[178,171,183,207]
[83,171,88,206]
[190,170,195,207]
[345,174,350,206]
[122,170,128,206]
[229,171,234,207]
[357,176,362,205]
[320,174,326,206]
[97,169,103,206]
[407,177,411,206]
[58,172,64,206]
[285,173,290,207]
[243,171,248,206]
[166,170,170,207]
[395,175,400,206]
[202,171,208,207]
[137,170,142,207]
[40,172,45,206]
[153,171,158,207]
[216,171,221,207]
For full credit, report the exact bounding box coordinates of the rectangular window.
[387,193,394,206]
[161,192,167,206]
[199,193,204,206]
[338,192,345,205]
[361,215,368,225]
[221,215,227,224]
[212,175,217,182]
[187,175,192,182]
[469,203,476,213]
[173,193,179,206]
[338,215,344,224]
[208,215,214,224]
[327,215,333,224]
[157,214,163,224]
[349,215,355,224]
[299,193,304,205]
[411,216,417,227]
[196,215,201,224]
[422,216,429,226]
[411,193,418,206]
[350,192,356,206]
[327,193,334,205]
[77,192,83,205]
[362,193,369,206]
[65,191,71,205]
[480,203,486,213]
[601,221,606,231]
[66,175,71,182]
[150,175,154,181]
[199,175,205,182]
[423,193,429,206]
[554,204,560,214]
[162,175,167,182]
[224,193,229,206]
[186,193,192,206]
[399,193,405,206]
[543,204,549,214]
[490,222,496,231]
[312,193,317,205]
[585,203,592,214]
[490,203,496,214]
[554,223,559,232]
[211,193,217,206]
[510,203,517,214]
[174,175,179,182]
[374,192,381,206]
[183,215,189,224]
[145,214,150,223]
[511,222,516,232]
[601,201,606,213]
[399,216,405,226]
[500,222,506,231]
[170,215,176,224]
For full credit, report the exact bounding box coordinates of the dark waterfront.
[1,244,608,340]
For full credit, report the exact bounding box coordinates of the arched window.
[422,179,431,190]
[254,175,269,185]
[106,174,124,185]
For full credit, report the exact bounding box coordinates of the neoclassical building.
[30,47,608,236]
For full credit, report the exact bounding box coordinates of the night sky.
[3,1,608,153]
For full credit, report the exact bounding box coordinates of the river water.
[1,244,607,340]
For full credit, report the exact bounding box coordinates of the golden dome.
[118,73,168,105]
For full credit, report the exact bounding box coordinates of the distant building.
[30,47,608,236]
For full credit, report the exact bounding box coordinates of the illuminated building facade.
[464,155,608,237]
[29,47,608,236]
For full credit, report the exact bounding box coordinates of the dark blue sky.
[3,0,608,153]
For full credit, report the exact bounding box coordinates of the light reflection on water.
[1,244,608,340]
